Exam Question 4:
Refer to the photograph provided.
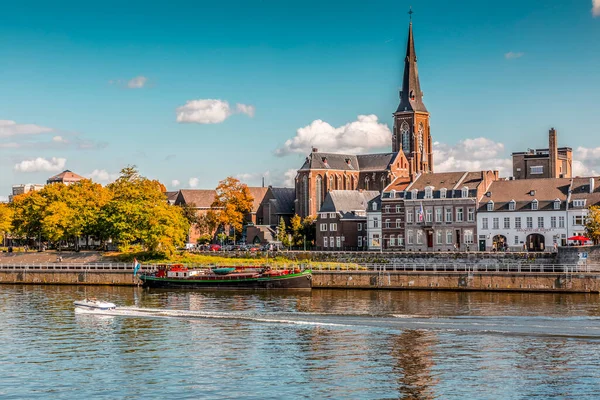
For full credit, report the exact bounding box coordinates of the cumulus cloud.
[505,52,524,60]
[175,99,255,124]
[281,169,297,187]
[127,76,148,89]
[593,0,600,17]
[0,120,52,138]
[171,179,180,188]
[14,157,67,173]
[433,138,512,177]
[275,114,391,156]
[188,177,199,188]
[52,135,68,143]
[573,146,600,176]
[87,169,118,183]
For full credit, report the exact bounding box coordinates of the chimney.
[311,147,318,153]
[549,128,558,178]
[262,176,265,188]
[591,178,595,194]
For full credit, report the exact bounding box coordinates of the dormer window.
[440,188,447,199]
[573,199,586,208]
[532,199,539,211]
[372,202,377,211]
[487,201,494,212]
[390,189,396,198]
[424,186,433,199]
[322,157,329,168]
[412,189,418,200]
[509,200,516,211]
[461,187,469,198]
[554,199,561,210]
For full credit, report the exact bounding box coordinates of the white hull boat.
[74,298,117,311]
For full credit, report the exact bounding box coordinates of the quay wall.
[0,269,137,286]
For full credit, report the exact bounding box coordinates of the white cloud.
[175,99,255,124]
[276,114,391,156]
[14,157,67,173]
[0,120,52,138]
[573,146,600,176]
[52,135,68,143]
[0,195,8,203]
[171,179,180,188]
[505,52,524,60]
[593,0,600,17]
[188,177,199,188]
[281,169,297,187]
[87,169,118,183]
[433,138,512,177]
[127,76,148,89]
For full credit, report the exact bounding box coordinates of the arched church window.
[365,176,370,191]
[401,122,410,154]
[418,122,424,154]
[329,175,334,191]
[316,176,323,212]
[302,175,308,215]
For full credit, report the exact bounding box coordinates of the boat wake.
[77,307,600,339]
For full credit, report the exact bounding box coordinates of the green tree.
[210,177,254,236]
[10,190,47,245]
[585,206,600,245]
[290,214,303,247]
[277,217,290,247]
[301,216,316,248]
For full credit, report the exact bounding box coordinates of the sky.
[1,0,600,200]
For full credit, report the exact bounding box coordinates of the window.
[445,208,453,222]
[435,208,443,222]
[468,208,475,222]
[426,209,433,223]
[384,205,390,214]
[396,205,401,213]
[456,208,464,222]
[554,200,561,210]
[329,212,336,219]
[407,230,414,245]
[384,219,391,228]
[514,236,519,245]
[462,187,469,198]
[559,216,565,228]
[515,217,522,229]
[440,188,447,199]
[530,166,544,175]
[573,199,586,208]
[398,237,405,246]
[357,236,362,247]
[464,230,474,244]
[412,189,418,199]
[407,212,413,224]
[531,200,538,210]
[320,223,327,232]
[424,186,433,199]
[357,223,362,231]
[551,216,557,228]
[396,219,401,228]
[436,230,443,245]
[372,202,378,211]
[446,230,453,244]
[336,237,341,248]
[504,217,510,229]
[416,230,423,244]
[537,217,544,228]
[323,237,328,247]
[316,176,323,212]
[509,200,516,211]
[389,235,396,247]
[482,218,489,230]
[401,121,411,153]
[330,223,337,231]
[487,201,494,211]
[526,217,533,229]
[493,218,499,230]
[390,190,396,198]
[330,237,334,248]
[573,215,585,226]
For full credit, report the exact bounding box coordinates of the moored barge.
[139,265,312,289]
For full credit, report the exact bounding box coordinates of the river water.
[1,286,600,399]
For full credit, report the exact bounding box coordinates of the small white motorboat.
[74,298,117,311]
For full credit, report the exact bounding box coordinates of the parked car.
[209,244,221,252]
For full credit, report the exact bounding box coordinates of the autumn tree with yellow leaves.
[209,177,254,239]
[585,206,600,245]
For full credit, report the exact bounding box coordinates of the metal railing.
[356,263,594,274]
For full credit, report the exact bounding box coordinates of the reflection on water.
[1,285,600,399]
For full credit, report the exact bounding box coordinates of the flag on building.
[418,203,424,222]
[133,258,141,276]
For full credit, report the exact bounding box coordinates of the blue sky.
[1,0,600,199]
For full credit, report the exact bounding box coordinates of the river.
[1,285,600,399]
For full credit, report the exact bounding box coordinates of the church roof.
[175,189,216,208]
[269,187,296,215]
[300,151,397,172]
[396,21,428,113]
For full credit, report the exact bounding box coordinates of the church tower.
[392,15,433,174]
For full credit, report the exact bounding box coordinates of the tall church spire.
[396,19,427,113]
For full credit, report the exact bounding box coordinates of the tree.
[277,217,290,247]
[585,206,600,245]
[301,216,316,248]
[0,203,13,246]
[180,202,200,226]
[290,214,303,247]
[210,177,254,237]
[10,190,47,246]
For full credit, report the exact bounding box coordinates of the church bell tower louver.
[392,11,433,175]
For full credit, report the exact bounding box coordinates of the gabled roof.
[247,187,269,212]
[174,189,216,208]
[165,191,179,203]
[408,172,469,191]
[319,190,380,217]
[47,170,85,183]
[479,178,570,212]
[356,153,397,171]
[367,194,381,212]
[269,187,296,215]
[299,151,398,172]
[383,177,412,193]
[570,177,600,207]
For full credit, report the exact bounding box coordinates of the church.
[295,19,433,218]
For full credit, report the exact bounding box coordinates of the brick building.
[512,128,572,180]
[316,190,379,250]
[46,170,85,185]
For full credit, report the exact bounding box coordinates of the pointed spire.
[396,14,427,113]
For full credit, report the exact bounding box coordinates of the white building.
[366,195,381,250]
[9,184,44,202]
[477,177,600,252]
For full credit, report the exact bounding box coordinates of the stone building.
[567,177,600,242]
[366,195,382,250]
[174,189,218,243]
[512,128,572,180]
[246,187,296,245]
[9,183,44,202]
[295,19,432,218]
[316,190,379,250]
[382,171,498,251]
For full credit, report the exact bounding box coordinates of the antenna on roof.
[262,176,265,188]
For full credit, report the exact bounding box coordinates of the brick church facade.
[295,20,432,217]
